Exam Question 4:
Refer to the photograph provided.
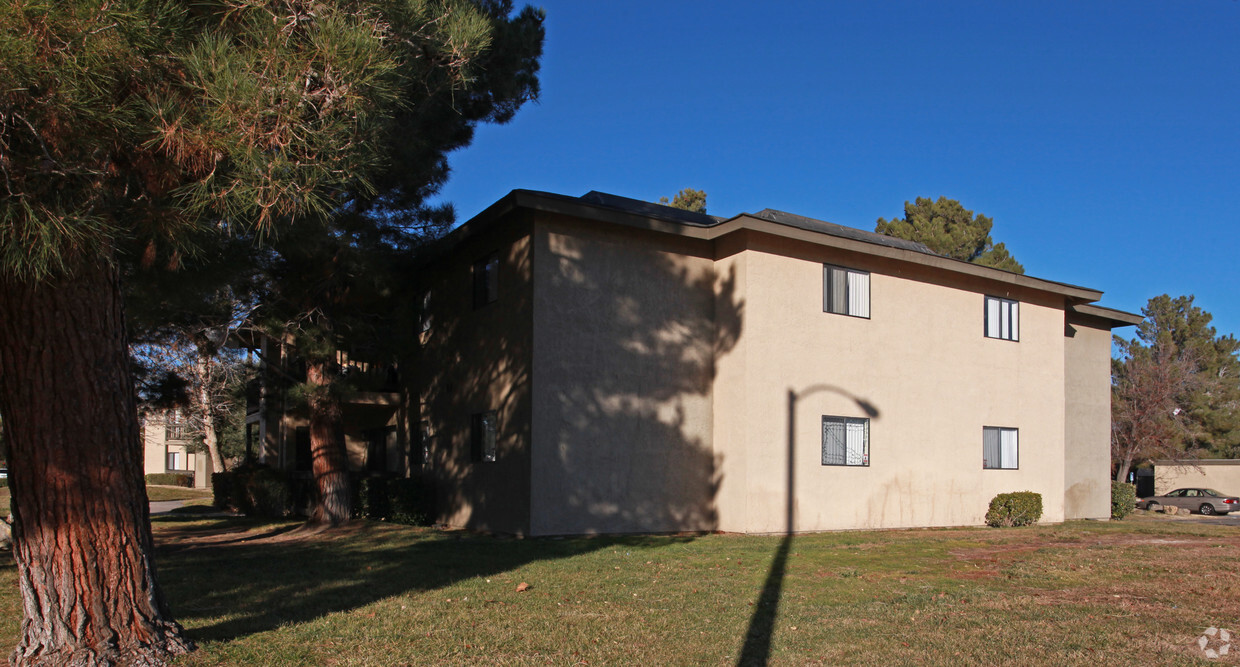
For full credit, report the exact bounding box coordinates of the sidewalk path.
[150,500,185,515]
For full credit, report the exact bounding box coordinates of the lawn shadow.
[155,519,697,644]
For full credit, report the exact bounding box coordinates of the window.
[984,296,1019,341]
[823,264,870,318]
[822,416,869,466]
[166,451,182,471]
[470,411,498,463]
[473,254,499,308]
[983,426,1019,469]
[419,419,432,467]
[418,290,432,334]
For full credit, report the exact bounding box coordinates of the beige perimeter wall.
[1155,461,1240,496]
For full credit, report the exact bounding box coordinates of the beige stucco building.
[141,410,212,488]
[412,190,1140,536]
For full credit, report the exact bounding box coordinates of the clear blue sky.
[430,1,1240,339]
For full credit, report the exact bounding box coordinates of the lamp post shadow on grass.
[737,386,878,667]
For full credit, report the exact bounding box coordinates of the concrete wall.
[712,232,1068,532]
[529,215,723,535]
[419,216,535,534]
[1155,460,1240,496]
[1063,313,1115,519]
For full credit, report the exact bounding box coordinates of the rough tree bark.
[306,361,351,526]
[193,353,226,475]
[0,258,193,666]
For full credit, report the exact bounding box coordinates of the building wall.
[419,216,535,534]
[141,415,196,477]
[529,214,720,535]
[1155,460,1240,496]
[712,232,1068,532]
[1063,314,1115,519]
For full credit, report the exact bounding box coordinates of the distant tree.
[875,197,1024,273]
[1127,295,1240,457]
[1111,339,1203,482]
[659,187,708,214]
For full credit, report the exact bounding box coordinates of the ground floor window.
[983,426,1019,469]
[471,411,498,463]
[822,416,869,466]
[166,450,183,471]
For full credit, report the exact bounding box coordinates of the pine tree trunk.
[307,361,351,525]
[0,259,193,666]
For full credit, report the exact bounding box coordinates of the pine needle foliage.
[0,0,517,281]
[875,196,1024,274]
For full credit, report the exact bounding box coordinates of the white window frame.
[822,416,870,467]
[983,426,1019,470]
[823,264,870,319]
[984,296,1019,341]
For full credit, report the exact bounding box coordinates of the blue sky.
[430,1,1239,339]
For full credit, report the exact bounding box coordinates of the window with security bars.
[822,416,869,466]
[983,426,1019,469]
[984,296,1018,341]
[471,411,498,463]
[823,264,870,318]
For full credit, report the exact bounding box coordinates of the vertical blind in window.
[822,416,870,466]
[823,265,870,318]
[983,426,1018,469]
[985,296,1018,340]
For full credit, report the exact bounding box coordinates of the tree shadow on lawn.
[152,516,696,645]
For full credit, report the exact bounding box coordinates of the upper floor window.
[984,296,1018,341]
[473,254,499,308]
[822,416,870,466]
[823,264,870,318]
[983,426,1018,469]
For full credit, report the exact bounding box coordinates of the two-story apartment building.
[412,190,1139,536]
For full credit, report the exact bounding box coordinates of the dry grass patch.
[1,515,1238,665]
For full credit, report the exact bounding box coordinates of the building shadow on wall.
[425,223,743,536]
[737,385,879,666]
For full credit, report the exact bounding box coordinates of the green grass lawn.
[2,514,1238,665]
[146,486,215,503]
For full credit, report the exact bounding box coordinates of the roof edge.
[445,189,1109,302]
[1072,304,1144,327]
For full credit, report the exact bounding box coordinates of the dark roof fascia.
[725,213,1104,302]
[434,189,1106,303]
[1071,303,1144,327]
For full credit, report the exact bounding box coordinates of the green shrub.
[1111,481,1137,520]
[355,475,429,526]
[212,466,291,518]
[145,472,194,487]
[244,468,292,518]
[985,491,1043,527]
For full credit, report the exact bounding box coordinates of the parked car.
[1138,488,1240,515]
